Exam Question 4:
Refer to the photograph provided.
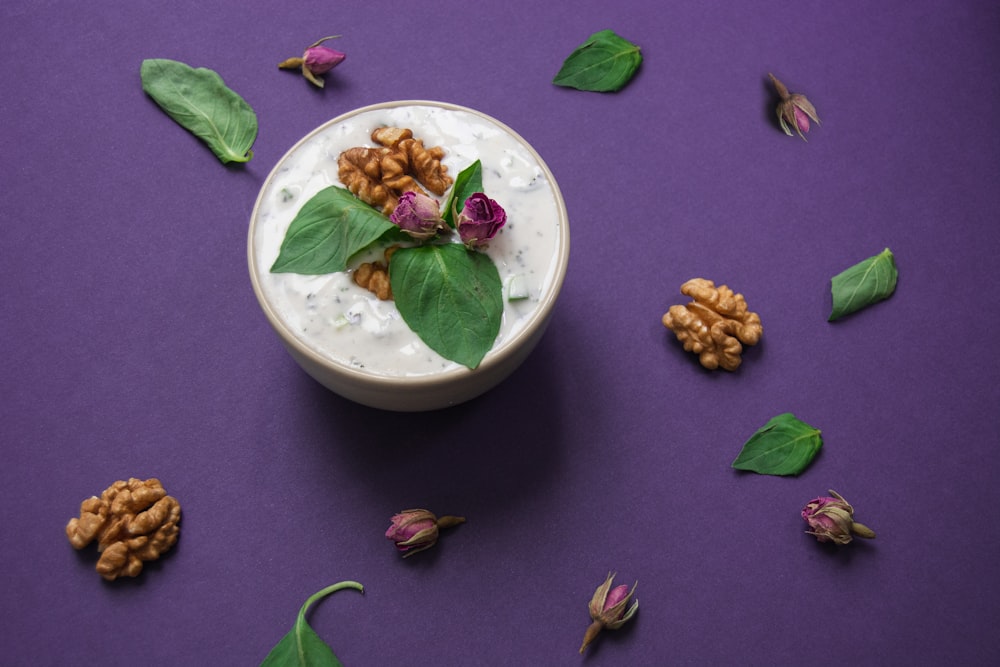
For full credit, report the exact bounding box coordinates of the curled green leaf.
[390,244,503,369]
[731,413,822,476]
[271,186,397,274]
[140,58,257,164]
[552,29,642,93]
[260,581,364,667]
[829,248,898,321]
[442,160,483,228]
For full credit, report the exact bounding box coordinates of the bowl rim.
[247,99,570,390]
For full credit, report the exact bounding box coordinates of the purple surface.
[3,1,999,665]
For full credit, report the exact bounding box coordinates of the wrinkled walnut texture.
[662,278,762,371]
[66,478,181,581]
[354,246,398,300]
[337,127,452,214]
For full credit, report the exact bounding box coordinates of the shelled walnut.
[66,478,181,581]
[337,127,452,214]
[338,146,396,213]
[662,278,762,371]
[354,246,398,300]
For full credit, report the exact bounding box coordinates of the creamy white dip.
[251,103,565,377]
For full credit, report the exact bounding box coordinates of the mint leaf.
[442,160,483,228]
[552,30,642,92]
[390,244,503,369]
[731,413,823,476]
[260,581,364,667]
[271,186,397,274]
[829,248,898,321]
[140,59,257,164]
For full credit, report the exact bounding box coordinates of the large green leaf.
[552,30,642,92]
[140,58,257,164]
[260,581,364,667]
[271,186,397,274]
[390,244,503,369]
[829,248,898,321]
[731,413,823,476]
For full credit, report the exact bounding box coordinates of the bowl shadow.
[294,331,568,517]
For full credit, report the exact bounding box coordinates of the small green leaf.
[552,30,642,92]
[829,248,898,321]
[442,160,483,227]
[731,413,822,476]
[260,581,364,667]
[140,58,257,164]
[271,186,397,274]
[390,244,503,369]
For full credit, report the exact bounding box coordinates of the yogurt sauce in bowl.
[248,100,569,408]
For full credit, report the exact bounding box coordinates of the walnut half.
[353,246,399,300]
[337,127,453,215]
[66,478,181,581]
[662,278,762,371]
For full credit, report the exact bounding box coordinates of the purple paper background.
[3,1,999,665]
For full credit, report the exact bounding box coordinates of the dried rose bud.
[390,191,447,240]
[456,193,507,248]
[769,73,820,140]
[579,573,638,654]
[278,36,346,88]
[385,509,465,558]
[802,490,876,544]
[304,45,345,74]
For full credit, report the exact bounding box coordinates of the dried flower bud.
[278,36,345,88]
[390,191,447,240]
[385,508,465,558]
[802,490,876,544]
[304,45,345,75]
[456,193,506,248]
[579,573,638,654]
[769,73,820,140]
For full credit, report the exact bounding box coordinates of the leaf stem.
[297,581,365,624]
[293,581,364,665]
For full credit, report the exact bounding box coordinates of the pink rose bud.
[579,573,638,654]
[802,490,876,545]
[278,36,346,88]
[456,193,507,248]
[303,45,345,75]
[390,191,447,240]
[768,73,820,140]
[385,509,465,558]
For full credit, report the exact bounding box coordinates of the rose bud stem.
[436,515,466,529]
[850,522,876,539]
[579,620,603,654]
[769,72,790,100]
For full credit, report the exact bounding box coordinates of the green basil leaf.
[829,248,898,321]
[442,160,483,228]
[731,413,822,476]
[390,244,503,369]
[552,29,642,92]
[140,58,257,164]
[271,186,397,274]
[260,581,363,667]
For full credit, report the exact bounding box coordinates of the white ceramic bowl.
[248,101,570,411]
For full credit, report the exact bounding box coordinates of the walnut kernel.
[337,128,453,214]
[662,278,762,371]
[353,246,398,300]
[338,146,397,214]
[66,478,181,581]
